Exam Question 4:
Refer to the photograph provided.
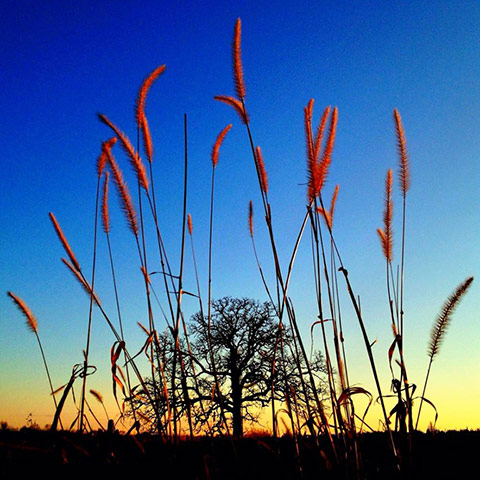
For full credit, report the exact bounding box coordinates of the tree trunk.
[230,349,243,437]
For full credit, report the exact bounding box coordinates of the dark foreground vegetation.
[1,428,478,479]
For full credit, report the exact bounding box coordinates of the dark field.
[1,428,478,479]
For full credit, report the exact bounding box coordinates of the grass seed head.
[7,291,38,334]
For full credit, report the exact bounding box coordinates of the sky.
[1,0,479,432]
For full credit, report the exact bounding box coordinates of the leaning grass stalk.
[79,166,102,432]
[186,217,215,433]
[248,202,277,312]
[331,237,352,397]
[338,265,398,463]
[309,207,341,436]
[188,215,205,317]
[7,292,63,429]
[101,113,178,337]
[286,300,333,441]
[271,209,313,438]
[394,109,410,339]
[134,125,166,437]
[243,104,336,454]
[207,162,230,436]
[172,114,194,439]
[64,258,158,427]
[318,190,397,445]
[314,201,349,402]
[220,21,335,454]
[103,140,161,433]
[415,276,474,429]
[102,173,139,431]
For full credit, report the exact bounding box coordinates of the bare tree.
[133,297,327,437]
[189,297,327,437]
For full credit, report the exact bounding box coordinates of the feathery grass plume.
[248,200,253,238]
[101,171,110,234]
[317,106,338,192]
[305,101,333,201]
[187,213,193,236]
[136,65,166,164]
[139,115,153,164]
[304,99,316,201]
[393,109,410,197]
[255,146,268,194]
[317,185,339,230]
[329,184,339,225]
[98,113,149,192]
[428,276,474,360]
[214,95,249,124]
[62,258,101,306]
[104,145,139,236]
[317,206,332,230]
[416,276,474,430]
[49,212,81,272]
[90,389,103,403]
[7,292,38,333]
[313,106,331,163]
[7,291,63,428]
[136,65,166,122]
[232,18,246,100]
[211,124,233,167]
[90,389,110,422]
[377,169,393,262]
[97,137,117,177]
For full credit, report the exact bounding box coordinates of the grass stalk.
[415,276,474,429]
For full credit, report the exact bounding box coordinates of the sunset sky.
[1,0,479,431]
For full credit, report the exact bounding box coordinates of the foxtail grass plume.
[97,137,117,177]
[187,213,193,236]
[428,276,474,360]
[304,99,315,199]
[214,95,249,124]
[318,184,339,230]
[377,169,393,262]
[393,109,410,197]
[305,101,334,201]
[49,212,81,272]
[136,65,166,164]
[232,18,246,101]
[104,144,139,237]
[248,200,253,237]
[136,65,166,122]
[313,106,331,163]
[255,146,268,194]
[7,292,38,333]
[211,124,233,167]
[317,107,338,193]
[317,207,332,230]
[90,389,104,404]
[416,275,473,430]
[329,185,340,224]
[98,113,149,192]
[101,171,110,234]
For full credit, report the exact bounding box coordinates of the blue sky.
[1,0,479,430]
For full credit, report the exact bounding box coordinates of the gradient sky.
[1,0,479,431]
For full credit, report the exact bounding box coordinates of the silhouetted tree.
[133,297,327,437]
[189,297,327,436]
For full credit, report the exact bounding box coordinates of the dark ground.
[0,428,478,479]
